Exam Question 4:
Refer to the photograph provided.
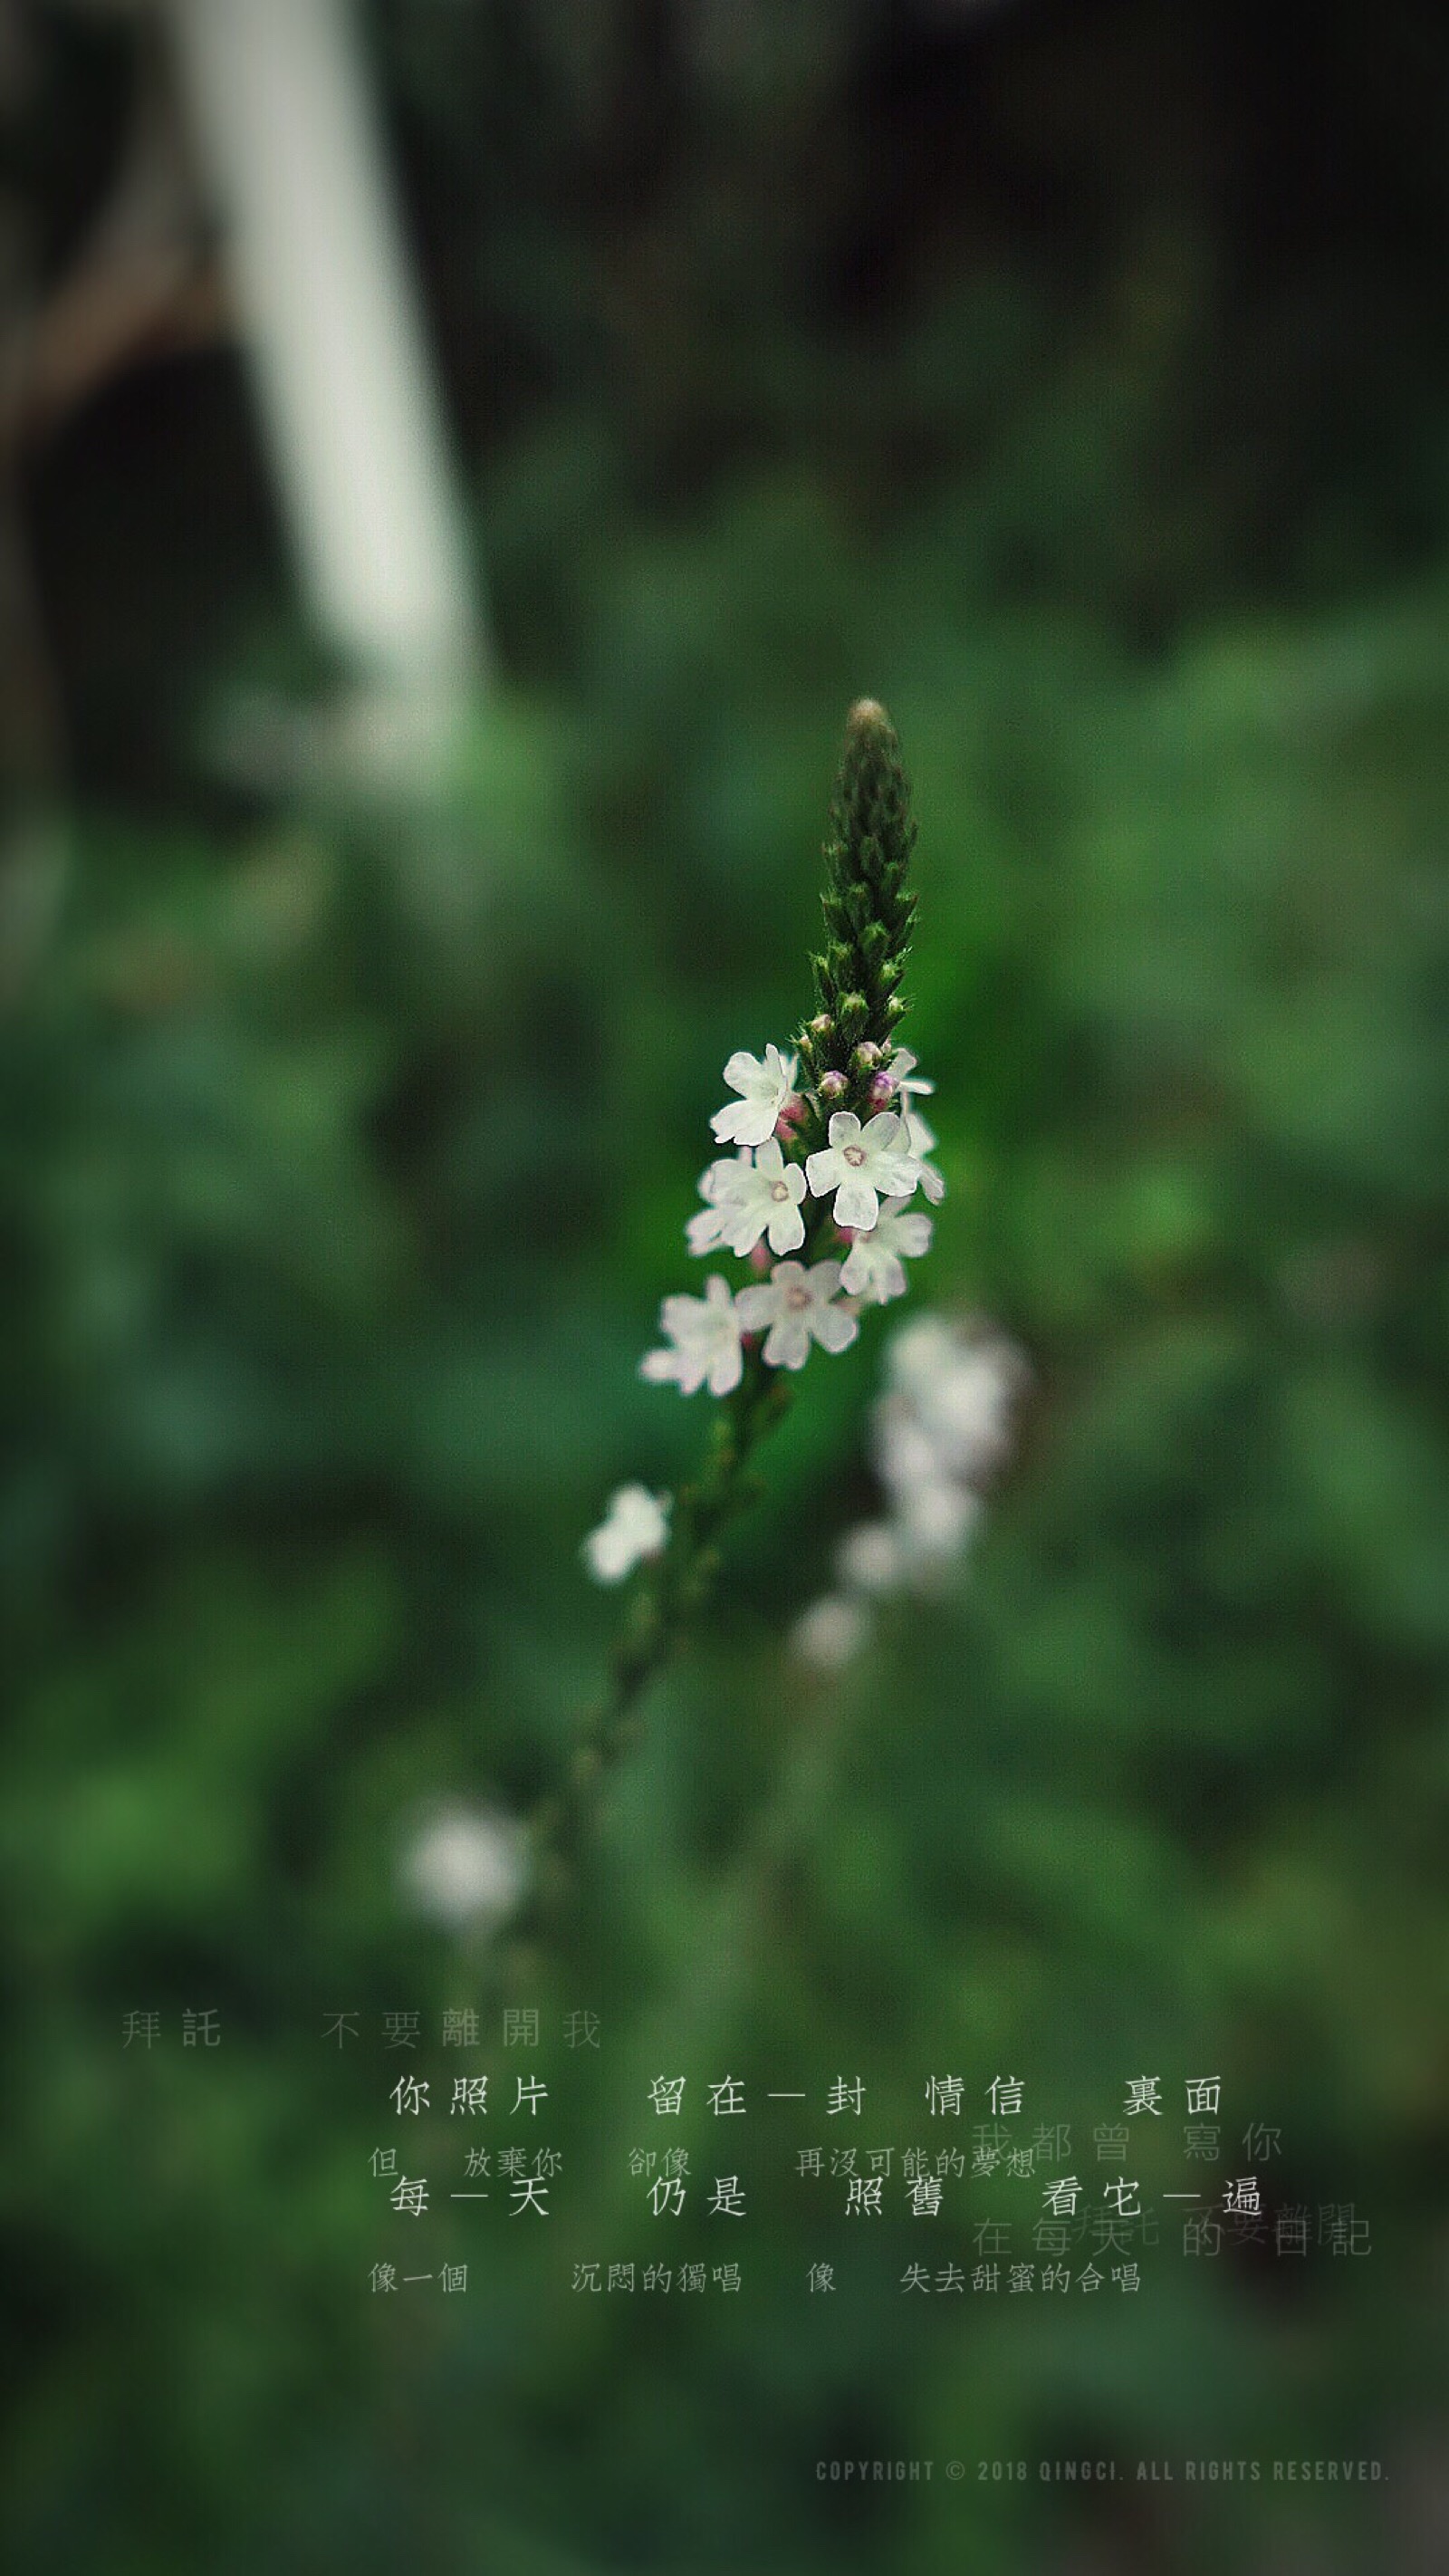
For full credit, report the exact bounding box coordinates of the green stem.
[519,698,920,1934]
[523,1341,794,1927]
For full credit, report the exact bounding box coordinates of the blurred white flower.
[826,1311,1028,1617]
[401,1806,527,1933]
[895,1475,984,1565]
[640,1274,745,1396]
[884,1315,1028,1485]
[583,1484,670,1582]
[710,1044,799,1148]
[734,1257,859,1370]
[835,1520,905,1594]
[872,1398,949,1509]
[791,1593,872,1668]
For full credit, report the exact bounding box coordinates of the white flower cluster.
[638,1045,945,1398]
[790,1313,1030,1667]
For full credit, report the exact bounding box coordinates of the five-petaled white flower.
[640,1274,744,1397]
[840,1198,934,1302]
[582,1484,671,1582]
[886,1046,938,1156]
[805,1110,924,1232]
[687,1139,807,1258]
[710,1044,799,1148]
[734,1258,859,1371]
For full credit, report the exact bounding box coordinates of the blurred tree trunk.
[164,0,485,741]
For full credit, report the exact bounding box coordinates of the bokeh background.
[4,2,1449,2570]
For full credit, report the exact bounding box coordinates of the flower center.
[843,1145,866,1168]
[783,1282,811,1311]
[770,1180,789,1201]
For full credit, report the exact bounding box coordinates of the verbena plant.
[538,699,946,1897]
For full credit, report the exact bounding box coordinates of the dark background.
[4,3,1449,2569]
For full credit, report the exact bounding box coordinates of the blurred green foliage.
[4,4,1449,2571]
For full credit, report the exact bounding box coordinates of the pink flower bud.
[748,1240,771,1275]
[819,1070,848,1104]
[773,1093,806,1138]
[868,1070,896,1108]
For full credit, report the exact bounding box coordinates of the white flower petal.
[860,1110,907,1153]
[710,1101,758,1145]
[832,1175,879,1232]
[867,1149,923,1199]
[722,1049,763,1091]
[766,1200,806,1254]
[888,1047,934,1098]
[706,1339,745,1395]
[811,1301,859,1355]
[763,1315,811,1370]
[892,1211,933,1255]
[733,1283,776,1331]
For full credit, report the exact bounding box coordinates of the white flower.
[400,1805,527,1933]
[883,1316,1027,1484]
[829,1313,1030,1598]
[887,1046,938,1156]
[806,1110,925,1232]
[882,1313,959,1402]
[897,1474,983,1565]
[791,1592,871,1668]
[640,1274,745,1397]
[582,1484,671,1582]
[686,1139,807,1258]
[835,1520,906,1593]
[710,1044,799,1148]
[734,1258,859,1371]
[872,1396,951,1510]
[840,1198,934,1302]
[870,1393,985,1583]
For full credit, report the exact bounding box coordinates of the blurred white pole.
[164,0,485,733]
